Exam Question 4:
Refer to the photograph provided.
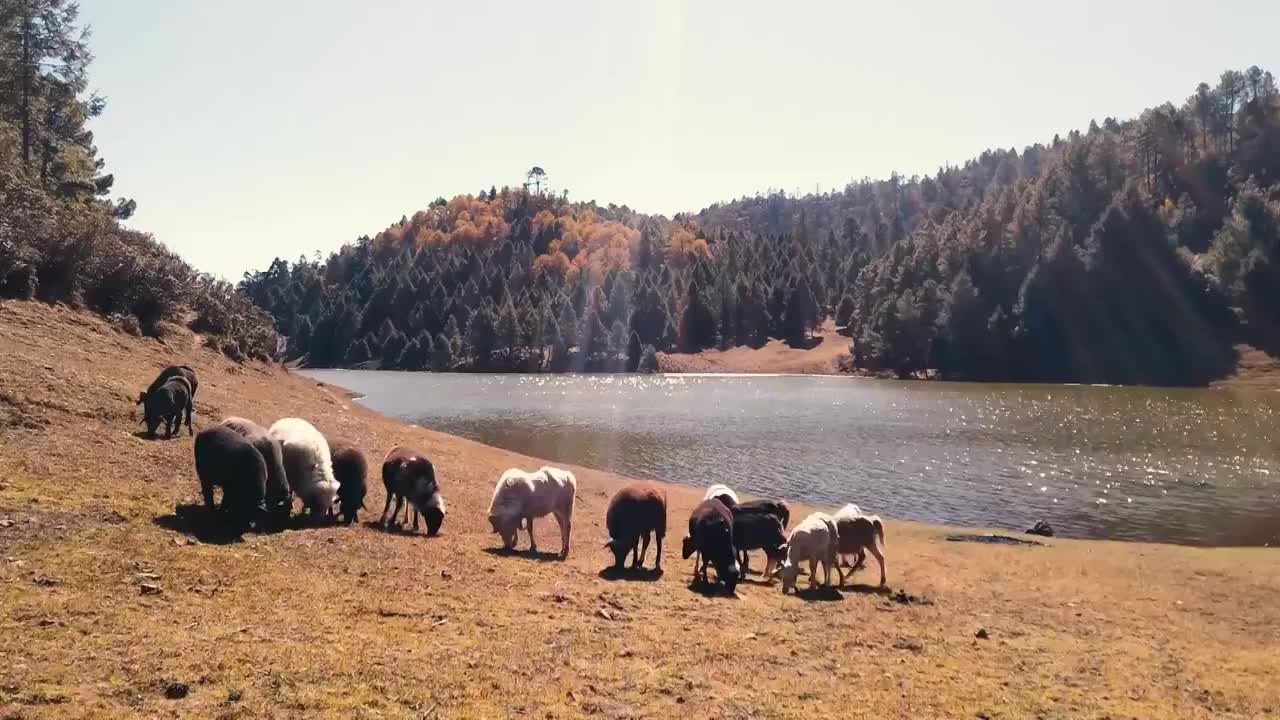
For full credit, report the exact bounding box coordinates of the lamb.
[220,417,290,521]
[832,503,865,569]
[142,375,192,438]
[487,466,577,558]
[267,418,340,521]
[604,483,667,571]
[702,483,739,508]
[834,512,887,587]
[330,441,368,525]
[779,511,842,594]
[681,498,740,593]
[194,425,266,530]
[732,512,788,578]
[733,498,790,528]
[379,446,445,535]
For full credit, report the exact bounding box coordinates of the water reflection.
[303,371,1280,547]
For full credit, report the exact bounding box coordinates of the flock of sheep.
[137,365,888,594]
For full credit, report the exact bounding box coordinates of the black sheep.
[139,365,198,402]
[194,425,267,530]
[330,441,368,525]
[604,483,667,571]
[681,498,740,593]
[143,376,192,438]
[733,498,790,529]
[380,446,445,535]
[732,512,788,576]
[221,417,291,522]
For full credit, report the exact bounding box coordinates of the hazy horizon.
[79,0,1279,278]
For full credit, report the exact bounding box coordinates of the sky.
[78,0,1279,279]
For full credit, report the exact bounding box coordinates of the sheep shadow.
[686,577,739,598]
[789,585,845,602]
[839,582,892,596]
[482,546,566,563]
[152,504,247,545]
[597,566,664,582]
[132,430,185,442]
[360,519,443,539]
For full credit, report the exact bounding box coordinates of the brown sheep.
[604,483,667,571]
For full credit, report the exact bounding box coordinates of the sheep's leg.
[636,533,650,568]
[854,549,867,571]
[868,541,887,587]
[411,506,421,532]
[554,511,571,559]
[185,402,194,436]
[525,516,537,552]
[654,534,663,570]
[390,496,406,532]
[201,479,216,510]
[378,493,394,528]
[808,558,818,587]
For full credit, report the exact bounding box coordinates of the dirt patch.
[658,320,850,375]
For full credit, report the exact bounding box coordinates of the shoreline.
[3,301,1279,718]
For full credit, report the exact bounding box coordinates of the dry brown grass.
[2,300,1279,719]
[658,321,850,375]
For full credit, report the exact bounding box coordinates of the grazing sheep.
[681,498,740,593]
[604,483,667,571]
[142,376,192,438]
[194,425,267,530]
[139,365,199,403]
[487,466,577,558]
[220,417,290,521]
[702,484,739,508]
[330,441,368,525]
[832,503,865,569]
[732,512,788,578]
[379,446,445,535]
[779,512,842,594]
[267,418,340,521]
[733,498,790,528]
[834,513,887,587]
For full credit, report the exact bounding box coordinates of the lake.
[301,371,1280,547]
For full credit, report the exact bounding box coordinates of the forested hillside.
[0,0,276,359]
[245,68,1280,384]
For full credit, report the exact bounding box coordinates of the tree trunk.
[19,9,33,166]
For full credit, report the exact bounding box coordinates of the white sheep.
[702,483,739,508]
[267,418,340,521]
[779,511,842,594]
[832,503,864,569]
[487,466,577,558]
[834,512,886,587]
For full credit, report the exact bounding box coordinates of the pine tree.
[431,332,453,371]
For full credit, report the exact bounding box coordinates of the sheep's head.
[681,536,695,560]
[489,513,519,548]
[779,560,800,594]
[716,556,741,594]
[605,538,629,568]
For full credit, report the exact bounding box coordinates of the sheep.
[779,512,842,594]
[832,503,865,569]
[487,466,577,558]
[834,512,887,587]
[604,483,667,571]
[732,512,788,578]
[194,425,266,530]
[138,365,198,404]
[220,417,290,521]
[142,375,192,438]
[733,498,790,528]
[330,441,368,525]
[379,446,445,535]
[702,484,739,508]
[681,498,740,593]
[267,418,340,522]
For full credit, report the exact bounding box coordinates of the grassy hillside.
[1,300,1278,719]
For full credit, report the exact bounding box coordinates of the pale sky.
[79,0,1278,278]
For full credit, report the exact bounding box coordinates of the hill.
[2,301,1279,718]
[243,68,1280,386]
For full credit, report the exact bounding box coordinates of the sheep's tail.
[873,518,885,547]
